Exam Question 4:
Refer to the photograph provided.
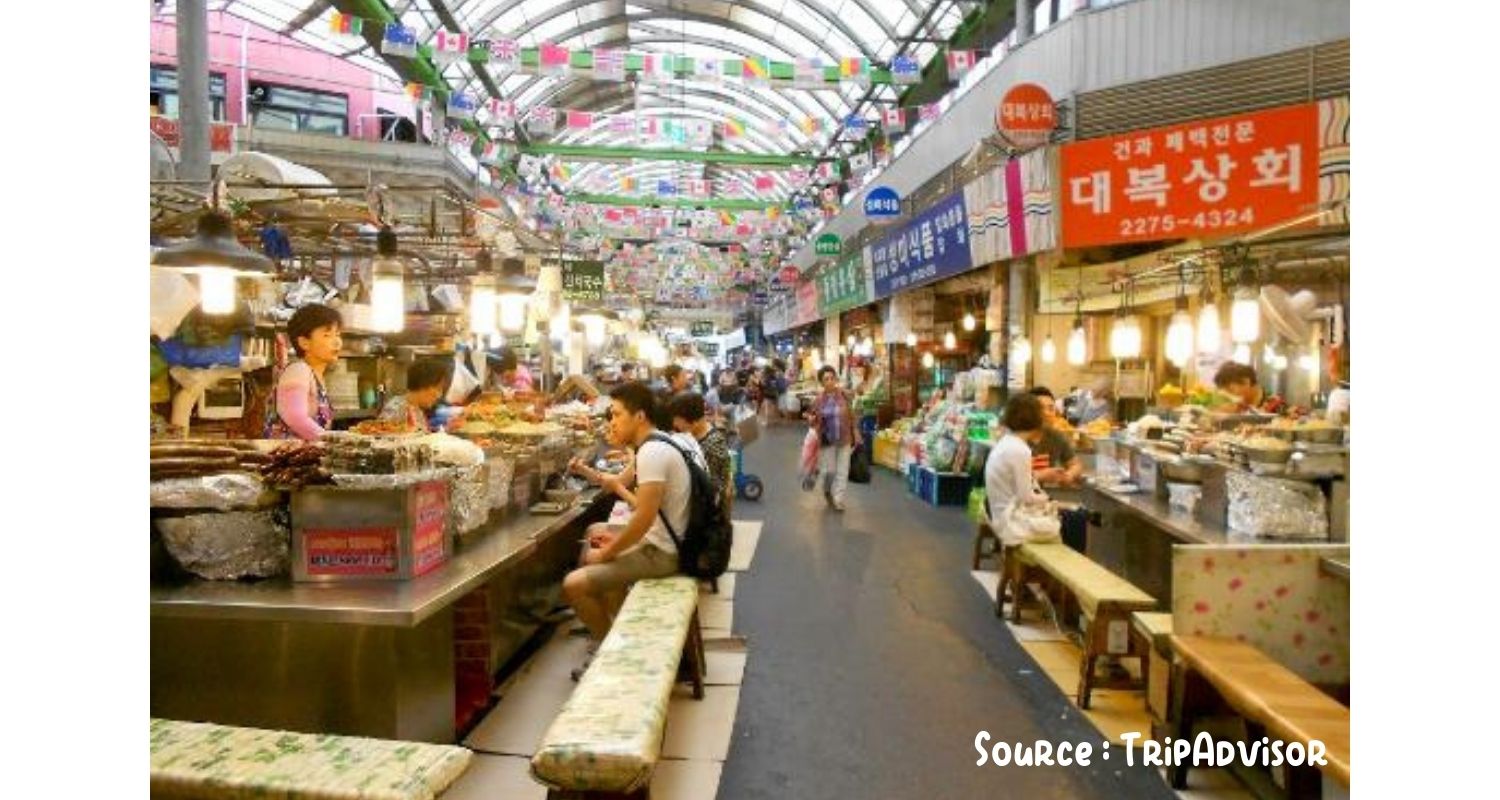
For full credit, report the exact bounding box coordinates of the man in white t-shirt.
[563,382,704,653]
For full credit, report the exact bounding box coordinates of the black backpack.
[646,433,734,579]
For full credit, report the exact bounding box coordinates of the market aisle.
[717,424,1176,799]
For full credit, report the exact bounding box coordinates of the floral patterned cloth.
[530,576,699,794]
[1171,544,1351,685]
[149,718,472,800]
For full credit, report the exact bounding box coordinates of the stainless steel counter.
[1085,483,1232,545]
[151,499,594,627]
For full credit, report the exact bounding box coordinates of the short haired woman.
[808,366,861,511]
[379,359,452,432]
[264,303,342,440]
[984,393,1050,529]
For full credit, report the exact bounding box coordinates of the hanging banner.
[1059,101,1320,248]
[561,260,605,302]
[964,148,1056,265]
[816,251,870,316]
[869,191,972,299]
[996,83,1056,148]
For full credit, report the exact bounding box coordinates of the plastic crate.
[916,466,972,507]
[907,463,921,494]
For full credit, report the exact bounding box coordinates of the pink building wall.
[150,11,416,141]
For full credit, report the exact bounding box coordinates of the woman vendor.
[1212,362,1263,412]
[379,359,453,432]
[264,303,342,440]
[487,347,536,395]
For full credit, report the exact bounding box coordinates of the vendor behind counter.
[378,359,453,432]
[264,304,342,441]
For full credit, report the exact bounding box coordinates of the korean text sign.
[817,253,870,316]
[869,191,973,299]
[1059,102,1319,248]
[561,260,606,302]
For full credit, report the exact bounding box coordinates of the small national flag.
[550,162,571,181]
[794,57,824,88]
[638,117,661,139]
[754,175,776,193]
[723,117,747,139]
[881,107,905,133]
[919,103,942,123]
[723,180,744,196]
[593,47,625,81]
[840,56,869,86]
[433,30,469,65]
[640,53,676,83]
[566,110,595,130]
[488,99,516,126]
[814,161,837,183]
[538,42,571,76]
[766,205,782,221]
[946,49,976,80]
[844,114,869,135]
[890,54,921,85]
[787,168,810,188]
[695,57,723,83]
[607,114,635,136]
[382,24,418,57]
[656,180,678,197]
[448,129,474,150]
[620,176,638,193]
[527,106,557,134]
[849,151,872,175]
[741,56,770,85]
[447,93,477,120]
[801,117,823,135]
[687,179,710,198]
[488,38,520,72]
[480,142,502,163]
[404,82,429,102]
[687,120,714,145]
[329,11,363,37]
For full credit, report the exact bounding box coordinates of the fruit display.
[1157,383,1185,408]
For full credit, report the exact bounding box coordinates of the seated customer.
[379,359,452,432]
[562,382,705,678]
[1027,387,1084,488]
[668,392,733,513]
[984,393,1050,530]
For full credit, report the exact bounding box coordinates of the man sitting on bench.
[564,382,706,680]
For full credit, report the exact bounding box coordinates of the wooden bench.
[998,542,1158,708]
[1131,612,1175,734]
[149,718,473,800]
[530,576,706,799]
[972,520,1001,570]
[1169,635,1350,796]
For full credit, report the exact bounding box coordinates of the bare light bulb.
[905,332,917,348]
[1230,287,1260,343]
[549,302,571,341]
[944,330,956,350]
[1110,316,1141,359]
[498,294,529,333]
[962,312,976,332]
[1067,324,1087,365]
[579,315,607,347]
[371,274,405,332]
[197,268,237,315]
[1299,349,1319,374]
[1232,343,1252,364]
[921,351,935,368]
[1041,335,1056,364]
[1012,335,1032,366]
[1165,310,1194,367]
[1197,303,1222,354]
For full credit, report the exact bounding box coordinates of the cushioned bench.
[530,576,705,799]
[1169,635,1350,795]
[999,542,1158,707]
[149,718,472,800]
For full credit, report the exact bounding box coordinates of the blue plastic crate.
[906,463,920,494]
[916,466,971,507]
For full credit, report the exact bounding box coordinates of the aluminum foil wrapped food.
[329,467,452,490]
[448,464,491,537]
[486,452,515,510]
[155,510,290,580]
[150,473,280,511]
[1225,472,1329,538]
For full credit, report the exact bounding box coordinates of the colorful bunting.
[488,38,521,72]
[794,57,825,88]
[844,114,869,135]
[641,53,676,82]
[890,54,921,85]
[882,107,905,133]
[840,56,870,86]
[447,92,477,120]
[404,82,429,102]
[723,117,747,139]
[608,114,636,136]
[946,49,976,80]
[741,56,770,85]
[488,99,516,126]
[593,47,625,81]
[754,175,776,192]
[527,106,558,134]
[381,24,417,57]
[566,110,595,130]
[695,57,723,83]
[433,31,469,65]
[919,103,942,123]
[328,11,363,37]
[538,43,571,76]
[801,117,823,135]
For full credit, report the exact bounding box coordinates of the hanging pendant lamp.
[150,209,273,315]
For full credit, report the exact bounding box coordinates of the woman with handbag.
[806,366,861,511]
[984,393,1056,543]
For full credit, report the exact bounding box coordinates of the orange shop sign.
[1058,102,1319,249]
[996,83,1056,139]
[150,114,236,153]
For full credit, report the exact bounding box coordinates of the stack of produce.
[151,440,268,481]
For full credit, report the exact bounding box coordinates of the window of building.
[150,64,228,121]
[248,82,349,137]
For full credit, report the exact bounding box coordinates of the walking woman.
[808,365,861,511]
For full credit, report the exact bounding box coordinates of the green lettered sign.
[816,253,869,316]
[814,233,841,257]
[561,260,605,303]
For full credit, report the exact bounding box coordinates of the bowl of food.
[1239,435,1294,466]
[1293,421,1344,444]
[1160,456,1207,484]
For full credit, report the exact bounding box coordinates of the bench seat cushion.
[149,718,472,800]
[530,576,699,794]
[1172,635,1350,786]
[1020,542,1156,615]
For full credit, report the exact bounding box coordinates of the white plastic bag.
[447,353,480,404]
[151,267,200,340]
[998,500,1062,546]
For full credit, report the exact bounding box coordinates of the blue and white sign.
[864,186,902,221]
[869,191,973,299]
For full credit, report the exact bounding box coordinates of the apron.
[264,361,335,440]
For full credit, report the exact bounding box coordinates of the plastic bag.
[998,500,1063,547]
[799,428,821,491]
[151,267,200,340]
[447,353,481,404]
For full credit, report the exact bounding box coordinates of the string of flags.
[327,14,980,89]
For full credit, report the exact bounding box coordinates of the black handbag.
[847,442,872,484]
